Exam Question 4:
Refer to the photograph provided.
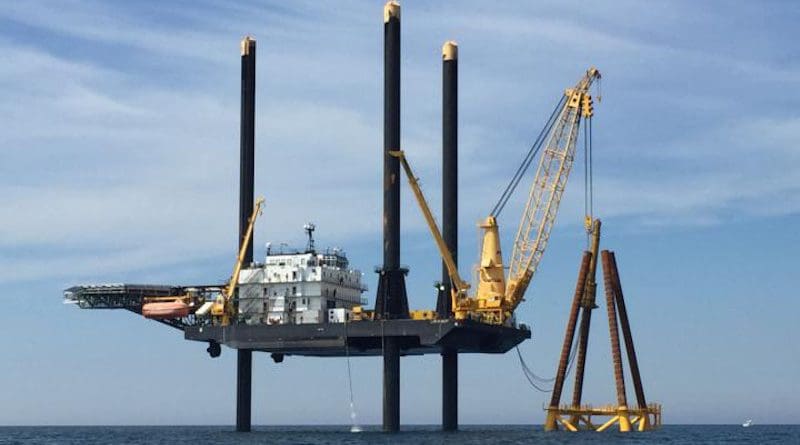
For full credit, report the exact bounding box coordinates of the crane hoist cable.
[585,75,600,234]
[589,119,593,218]
[584,114,589,232]
[583,116,596,245]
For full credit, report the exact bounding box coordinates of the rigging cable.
[490,95,566,217]
[344,317,361,432]
[516,338,580,394]
[589,117,594,227]
[516,346,553,392]
[583,113,590,247]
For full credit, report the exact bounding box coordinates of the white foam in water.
[349,402,361,432]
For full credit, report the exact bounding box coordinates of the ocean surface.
[1,425,796,444]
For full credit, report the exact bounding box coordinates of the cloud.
[0,0,798,287]
[591,116,800,226]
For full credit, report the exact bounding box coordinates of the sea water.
[0,424,796,444]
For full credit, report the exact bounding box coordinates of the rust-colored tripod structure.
[544,220,661,432]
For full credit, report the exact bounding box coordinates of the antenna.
[303,222,316,253]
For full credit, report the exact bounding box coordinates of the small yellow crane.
[391,150,472,316]
[394,67,601,325]
[211,196,265,325]
[141,197,265,324]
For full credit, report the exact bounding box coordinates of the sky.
[1,0,799,426]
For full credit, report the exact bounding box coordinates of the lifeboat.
[142,300,190,319]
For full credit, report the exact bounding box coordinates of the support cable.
[491,96,566,217]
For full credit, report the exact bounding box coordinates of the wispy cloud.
[0,0,797,286]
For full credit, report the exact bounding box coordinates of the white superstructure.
[238,225,367,325]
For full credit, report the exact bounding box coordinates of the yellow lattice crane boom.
[395,67,600,325]
[502,67,601,315]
